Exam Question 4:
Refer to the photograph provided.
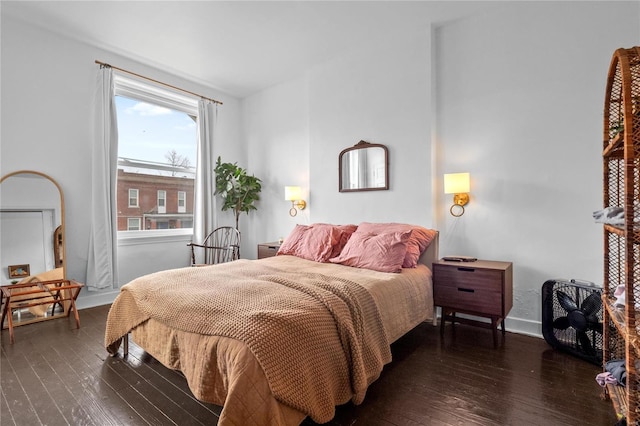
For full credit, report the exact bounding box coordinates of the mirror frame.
[338,141,389,192]
[0,170,66,281]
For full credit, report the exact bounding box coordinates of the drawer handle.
[457,267,475,272]
[267,246,278,250]
[457,287,475,293]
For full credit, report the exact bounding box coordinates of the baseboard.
[504,316,542,339]
[76,290,119,311]
[433,308,543,339]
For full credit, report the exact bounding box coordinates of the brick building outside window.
[117,168,194,231]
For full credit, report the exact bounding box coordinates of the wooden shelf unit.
[602,46,640,424]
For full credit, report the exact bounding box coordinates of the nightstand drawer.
[433,265,503,292]
[434,285,502,316]
[257,242,281,259]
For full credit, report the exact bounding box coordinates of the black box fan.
[542,279,603,365]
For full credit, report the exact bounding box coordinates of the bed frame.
[419,231,439,326]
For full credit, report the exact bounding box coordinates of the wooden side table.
[433,259,513,347]
[257,242,281,259]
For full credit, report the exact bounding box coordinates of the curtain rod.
[95,60,223,105]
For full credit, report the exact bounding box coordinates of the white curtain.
[193,99,218,255]
[87,66,119,290]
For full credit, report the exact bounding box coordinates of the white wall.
[0,14,244,307]
[308,31,433,226]
[435,1,639,335]
[242,76,310,256]
[244,30,434,239]
[243,1,640,337]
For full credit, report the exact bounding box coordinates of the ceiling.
[2,1,499,98]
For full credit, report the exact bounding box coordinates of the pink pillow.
[357,222,437,268]
[331,224,358,257]
[277,224,345,262]
[329,230,412,273]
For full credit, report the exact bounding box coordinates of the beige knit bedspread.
[104,257,398,423]
[105,256,433,425]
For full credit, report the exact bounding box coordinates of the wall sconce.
[444,173,470,217]
[284,186,307,217]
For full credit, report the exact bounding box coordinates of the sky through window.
[115,96,197,166]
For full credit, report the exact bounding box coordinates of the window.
[157,190,166,214]
[178,191,186,213]
[128,189,139,207]
[127,218,141,231]
[114,73,197,234]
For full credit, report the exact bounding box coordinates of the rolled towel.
[593,206,624,224]
[614,284,626,307]
[606,359,627,386]
[595,371,617,387]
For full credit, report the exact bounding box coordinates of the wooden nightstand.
[433,259,513,347]
[257,242,281,259]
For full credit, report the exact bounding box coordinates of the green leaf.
[214,157,262,229]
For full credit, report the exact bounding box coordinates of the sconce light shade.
[284,186,302,201]
[443,173,470,217]
[284,186,306,217]
[444,173,470,194]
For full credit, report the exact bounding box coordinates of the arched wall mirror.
[0,170,66,284]
[339,141,389,192]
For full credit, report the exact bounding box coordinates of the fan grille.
[542,279,603,365]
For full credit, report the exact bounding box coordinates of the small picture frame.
[8,264,30,279]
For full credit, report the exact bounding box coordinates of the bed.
[104,223,438,425]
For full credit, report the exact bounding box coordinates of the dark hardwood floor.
[1,305,617,425]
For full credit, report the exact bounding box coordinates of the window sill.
[117,228,193,246]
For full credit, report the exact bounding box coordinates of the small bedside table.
[257,242,281,259]
[433,259,513,347]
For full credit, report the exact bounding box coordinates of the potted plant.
[214,157,262,230]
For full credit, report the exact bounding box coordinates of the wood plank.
[0,388,17,426]
[105,354,205,425]
[122,341,221,421]
[0,349,41,425]
[26,350,94,425]
[1,305,618,426]
[2,351,67,425]
[67,307,219,425]
[27,307,149,426]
